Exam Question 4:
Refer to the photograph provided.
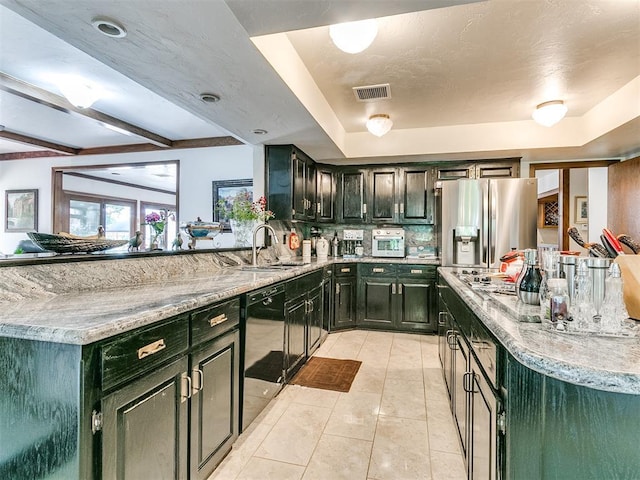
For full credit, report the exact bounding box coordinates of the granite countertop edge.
[438,267,640,395]
[0,257,439,346]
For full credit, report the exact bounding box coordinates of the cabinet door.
[316,168,335,222]
[292,153,307,221]
[369,169,397,223]
[436,165,472,182]
[266,145,294,220]
[469,356,499,480]
[338,171,366,223]
[307,286,323,356]
[322,275,334,333]
[454,334,470,462]
[475,161,519,178]
[358,276,394,328]
[102,357,188,480]
[190,329,240,480]
[334,276,357,329]
[397,277,435,332]
[285,298,307,380]
[401,168,433,223]
[305,161,317,220]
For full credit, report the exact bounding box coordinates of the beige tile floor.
[209,330,466,480]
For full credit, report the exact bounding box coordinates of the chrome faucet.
[252,223,279,266]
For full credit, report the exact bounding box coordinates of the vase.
[231,220,257,247]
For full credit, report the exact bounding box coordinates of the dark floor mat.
[290,356,362,393]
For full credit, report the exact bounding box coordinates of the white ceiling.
[0,0,639,166]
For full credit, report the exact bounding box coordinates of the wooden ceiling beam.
[0,136,245,161]
[0,72,173,148]
[0,130,78,155]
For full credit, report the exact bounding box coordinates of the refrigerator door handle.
[488,180,497,267]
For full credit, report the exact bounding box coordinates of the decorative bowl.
[27,232,128,254]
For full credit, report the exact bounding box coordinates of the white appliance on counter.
[372,228,405,258]
[439,178,537,268]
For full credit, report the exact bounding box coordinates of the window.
[67,194,136,250]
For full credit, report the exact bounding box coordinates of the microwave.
[371,228,405,258]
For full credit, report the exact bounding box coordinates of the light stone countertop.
[438,267,640,395]
[0,256,438,345]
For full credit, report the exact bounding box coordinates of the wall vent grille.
[352,83,391,102]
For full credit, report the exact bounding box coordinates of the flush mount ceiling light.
[91,17,127,38]
[59,78,100,109]
[329,19,378,54]
[253,129,268,135]
[199,93,220,103]
[366,114,393,137]
[532,100,568,127]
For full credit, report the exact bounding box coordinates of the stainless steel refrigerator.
[439,178,537,268]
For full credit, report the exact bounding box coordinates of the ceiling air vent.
[352,83,391,102]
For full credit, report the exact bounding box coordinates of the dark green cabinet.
[102,357,189,480]
[322,266,334,333]
[436,159,519,183]
[316,168,336,222]
[369,168,398,223]
[285,295,307,380]
[400,167,434,223]
[333,264,357,330]
[337,169,367,223]
[266,144,316,221]
[306,285,323,356]
[358,264,436,333]
[189,329,239,480]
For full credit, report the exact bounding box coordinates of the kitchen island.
[2,255,637,480]
[438,267,640,480]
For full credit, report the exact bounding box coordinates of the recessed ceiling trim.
[353,83,391,102]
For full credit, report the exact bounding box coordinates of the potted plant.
[216,192,274,246]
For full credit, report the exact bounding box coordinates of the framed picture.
[574,196,588,224]
[5,189,38,232]
[212,179,253,232]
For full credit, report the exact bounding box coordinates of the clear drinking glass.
[539,249,560,320]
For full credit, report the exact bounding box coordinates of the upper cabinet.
[266,145,316,221]
[436,159,520,183]
[266,145,518,226]
[367,167,434,224]
[316,167,336,223]
[337,169,367,223]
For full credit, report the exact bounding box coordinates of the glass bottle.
[571,258,595,332]
[548,278,570,331]
[517,249,542,305]
[600,263,628,335]
[539,249,560,320]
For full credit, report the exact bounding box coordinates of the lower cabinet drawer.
[191,297,240,346]
[397,264,436,277]
[101,316,189,391]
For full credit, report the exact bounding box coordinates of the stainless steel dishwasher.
[241,283,286,431]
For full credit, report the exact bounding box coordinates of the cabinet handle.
[192,368,204,395]
[209,313,228,327]
[362,203,367,215]
[411,269,423,274]
[262,297,273,306]
[398,283,403,294]
[373,267,385,273]
[308,300,314,312]
[180,372,192,403]
[400,203,404,214]
[394,203,399,214]
[137,339,166,360]
[336,284,341,295]
[340,267,350,273]
[438,311,447,326]
[463,372,472,393]
[392,284,396,294]
[317,202,321,214]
